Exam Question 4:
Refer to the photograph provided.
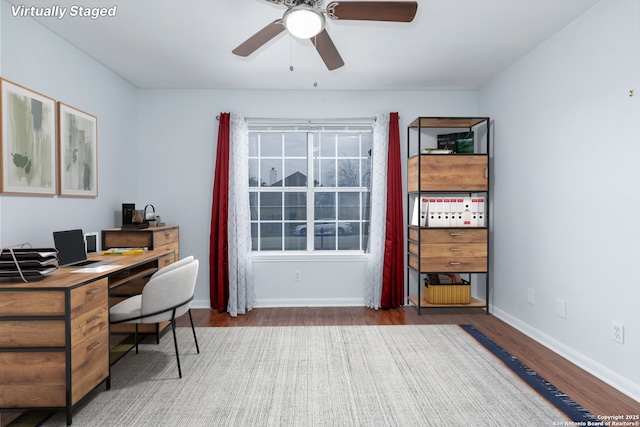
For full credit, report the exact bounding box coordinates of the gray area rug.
[42,325,568,426]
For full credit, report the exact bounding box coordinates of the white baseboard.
[255,298,366,308]
[491,306,640,404]
[192,299,212,309]
[191,298,366,309]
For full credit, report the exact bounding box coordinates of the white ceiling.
[8,0,601,90]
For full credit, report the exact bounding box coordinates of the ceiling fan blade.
[326,1,418,22]
[311,29,345,71]
[232,19,285,57]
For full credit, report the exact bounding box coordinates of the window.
[249,126,372,252]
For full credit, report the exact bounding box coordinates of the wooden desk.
[0,249,175,425]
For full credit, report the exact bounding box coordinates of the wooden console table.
[102,225,179,259]
[0,248,175,425]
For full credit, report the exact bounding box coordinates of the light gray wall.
[0,0,139,247]
[479,0,640,402]
[135,89,478,307]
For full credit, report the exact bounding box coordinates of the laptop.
[53,229,114,268]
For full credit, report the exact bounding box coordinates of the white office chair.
[110,257,200,378]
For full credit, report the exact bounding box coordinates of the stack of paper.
[103,247,147,255]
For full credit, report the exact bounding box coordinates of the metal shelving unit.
[406,117,491,315]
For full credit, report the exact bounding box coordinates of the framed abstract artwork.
[0,79,57,195]
[58,102,98,197]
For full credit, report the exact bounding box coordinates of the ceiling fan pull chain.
[290,37,294,71]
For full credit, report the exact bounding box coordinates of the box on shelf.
[437,132,475,154]
[424,274,471,304]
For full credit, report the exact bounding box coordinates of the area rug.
[38,325,595,426]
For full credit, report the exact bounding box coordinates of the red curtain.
[209,113,230,311]
[381,112,405,309]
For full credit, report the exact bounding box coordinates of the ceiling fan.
[232,0,418,70]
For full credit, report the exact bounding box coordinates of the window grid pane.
[250,129,371,252]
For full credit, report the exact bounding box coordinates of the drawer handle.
[87,342,102,351]
[449,262,461,265]
[87,316,102,324]
[449,233,461,237]
[484,168,488,179]
[86,287,102,295]
[450,248,461,251]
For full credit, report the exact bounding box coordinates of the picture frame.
[1,79,57,195]
[58,102,98,197]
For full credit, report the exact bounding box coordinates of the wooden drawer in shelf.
[409,254,486,272]
[410,242,486,258]
[408,228,487,273]
[407,154,488,192]
[409,227,487,243]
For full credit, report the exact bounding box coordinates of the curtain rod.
[215,115,376,124]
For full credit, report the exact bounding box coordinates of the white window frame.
[249,120,373,254]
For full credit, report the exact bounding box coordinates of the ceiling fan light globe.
[284,6,325,39]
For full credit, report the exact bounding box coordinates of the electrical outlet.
[556,299,567,318]
[294,270,301,282]
[612,322,624,344]
[527,288,535,305]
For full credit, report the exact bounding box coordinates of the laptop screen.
[53,229,87,267]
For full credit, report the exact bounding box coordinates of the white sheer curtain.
[364,113,389,309]
[227,113,254,317]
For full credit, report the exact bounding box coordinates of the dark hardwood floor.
[178,306,640,418]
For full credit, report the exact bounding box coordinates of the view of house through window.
[249,127,372,252]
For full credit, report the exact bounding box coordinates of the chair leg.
[171,319,182,379]
[135,324,139,354]
[188,309,200,354]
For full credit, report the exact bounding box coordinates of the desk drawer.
[72,328,109,405]
[0,352,66,407]
[0,320,65,348]
[158,242,179,261]
[154,227,178,247]
[0,291,64,317]
[71,279,108,317]
[158,252,176,269]
[71,304,109,347]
